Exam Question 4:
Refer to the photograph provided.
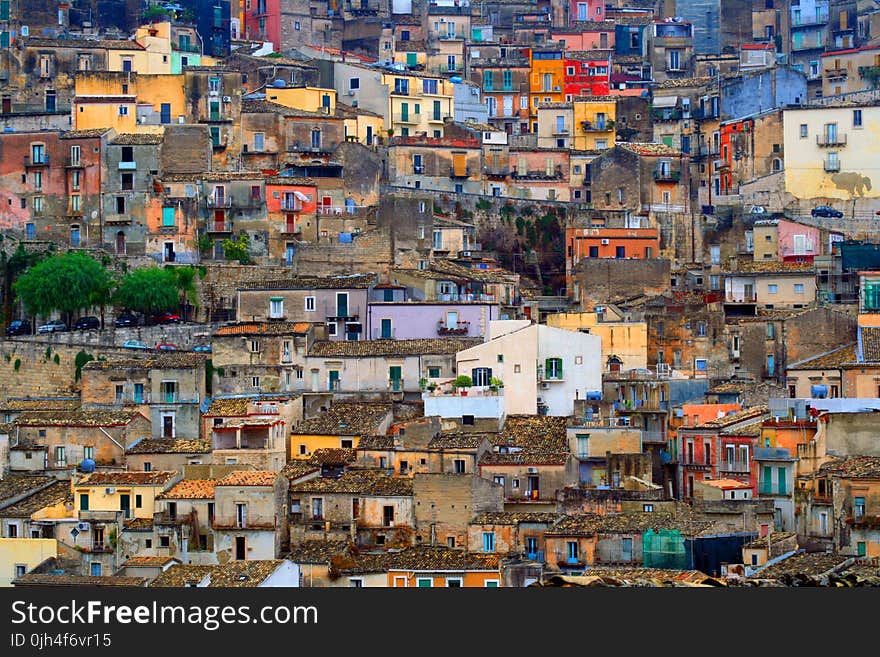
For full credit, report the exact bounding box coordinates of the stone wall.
[570,258,671,310]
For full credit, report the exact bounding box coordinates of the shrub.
[13,358,21,372]
[452,374,473,388]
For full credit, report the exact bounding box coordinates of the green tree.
[222,233,251,265]
[166,265,200,321]
[13,251,112,325]
[112,267,178,317]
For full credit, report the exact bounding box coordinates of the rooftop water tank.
[450,76,462,83]
[79,458,96,473]
[272,79,286,88]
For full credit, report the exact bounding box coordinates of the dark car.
[5,320,31,336]
[811,205,843,218]
[151,311,182,325]
[73,316,100,331]
[114,312,139,328]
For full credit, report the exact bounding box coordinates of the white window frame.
[269,298,283,319]
[484,579,500,587]
[416,577,433,588]
[305,296,316,312]
[445,577,463,587]
[394,576,408,587]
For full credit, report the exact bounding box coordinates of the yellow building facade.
[572,97,617,150]
[545,311,648,371]
[0,538,57,586]
[382,72,455,138]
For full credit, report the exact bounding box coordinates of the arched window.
[772,158,783,172]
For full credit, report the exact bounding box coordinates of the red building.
[718,117,754,195]
[243,0,282,52]
[564,52,611,98]
[569,0,605,23]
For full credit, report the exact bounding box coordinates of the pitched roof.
[291,403,392,436]
[0,481,71,518]
[286,540,350,564]
[238,273,376,290]
[0,476,54,503]
[14,409,144,427]
[23,37,145,50]
[546,512,714,537]
[82,353,207,370]
[123,517,155,532]
[731,260,815,274]
[751,553,850,580]
[150,564,216,587]
[157,479,217,500]
[819,456,880,478]
[471,511,561,525]
[860,327,880,362]
[126,438,212,454]
[618,142,685,157]
[744,532,796,549]
[206,560,286,587]
[204,397,251,416]
[290,469,413,496]
[124,556,180,567]
[213,322,313,337]
[111,133,164,145]
[309,337,479,357]
[281,460,322,480]
[0,398,80,412]
[695,406,768,430]
[788,344,857,370]
[309,448,358,466]
[719,420,763,437]
[14,574,147,587]
[492,415,569,452]
[428,432,490,450]
[697,478,752,490]
[216,471,278,487]
[61,128,112,139]
[78,471,177,486]
[386,546,499,571]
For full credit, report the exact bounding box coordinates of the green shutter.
[406,52,417,66]
[162,206,175,227]
[777,467,786,495]
[0,31,9,48]
[761,466,772,495]
[0,1,8,21]
[556,358,563,379]
[857,542,867,557]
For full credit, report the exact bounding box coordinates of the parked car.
[151,311,181,325]
[811,205,843,218]
[191,345,213,353]
[73,316,100,331]
[37,320,67,334]
[155,342,179,351]
[114,312,140,328]
[5,320,31,336]
[122,339,150,350]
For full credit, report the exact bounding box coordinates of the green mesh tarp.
[643,529,688,570]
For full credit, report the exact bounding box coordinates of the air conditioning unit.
[105,488,115,495]
[553,86,561,92]
[209,89,219,96]
[76,522,91,532]
[540,382,550,389]
[222,95,232,103]
[527,467,538,474]
[601,238,610,245]
[346,90,355,95]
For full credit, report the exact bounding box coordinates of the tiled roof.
[480,451,568,465]
[61,128,112,139]
[493,415,569,452]
[264,176,317,186]
[14,409,143,427]
[124,556,180,567]
[291,403,392,435]
[860,327,880,362]
[215,417,284,429]
[213,322,313,337]
[150,564,215,587]
[157,479,217,500]
[286,540,349,564]
[207,560,286,587]
[111,133,164,145]
[428,432,489,449]
[744,532,796,549]
[0,481,71,518]
[216,471,278,487]
[719,420,763,437]
[752,553,850,580]
[239,273,376,290]
[386,546,499,571]
[579,568,718,585]
[546,512,714,537]
[281,460,322,480]
[290,469,413,496]
[123,517,154,532]
[696,406,768,430]
[309,448,358,466]
[393,260,516,285]
[788,344,857,370]
[126,438,212,454]
[698,478,752,490]
[242,98,347,119]
[618,142,685,157]
[471,511,561,525]
[0,476,54,503]
[24,37,145,50]
[78,471,177,486]
[205,397,250,416]
[160,171,266,183]
[655,76,715,89]
[819,456,880,478]
[731,260,814,274]
[356,435,396,450]
[309,338,479,357]
[14,574,147,587]
[82,353,207,370]
[0,399,80,412]
[333,551,396,575]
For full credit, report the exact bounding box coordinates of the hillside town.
[0,0,879,588]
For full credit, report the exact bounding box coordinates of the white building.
[455,321,603,416]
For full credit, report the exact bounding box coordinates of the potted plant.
[419,377,428,391]
[452,374,473,396]
[427,382,438,393]
[489,377,504,393]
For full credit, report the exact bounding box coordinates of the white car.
[748,206,767,214]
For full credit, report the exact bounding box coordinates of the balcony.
[552,125,570,136]
[388,379,405,392]
[713,159,730,172]
[66,158,84,169]
[393,113,419,124]
[78,540,113,553]
[280,223,300,235]
[449,166,470,179]
[326,311,359,322]
[580,120,613,132]
[207,220,233,233]
[438,32,466,40]
[846,514,880,528]
[651,109,683,122]
[511,166,563,180]
[653,169,681,183]
[206,196,233,208]
[428,114,450,124]
[640,430,667,444]
[24,155,49,167]
[281,200,303,212]
[437,320,470,336]
[250,7,268,17]
[816,133,846,147]
[212,515,277,530]
[118,160,136,170]
[176,42,201,53]
[824,67,847,80]
[719,460,750,473]
[483,167,510,177]
[824,159,840,172]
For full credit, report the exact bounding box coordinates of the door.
[213,208,225,230]
[160,103,171,124]
[120,494,131,519]
[401,102,409,122]
[285,242,295,264]
[162,415,174,438]
[380,318,392,339]
[329,370,339,391]
[621,537,633,561]
[446,311,458,329]
[389,366,402,391]
[336,293,348,317]
[744,283,754,301]
[235,536,246,560]
[90,562,102,576]
[366,125,373,146]
[527,475,539,498]
[164,242,175,262]
[115,231,126,254]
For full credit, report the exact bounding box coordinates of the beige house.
[212,471,288,561]
[546,309,648,372]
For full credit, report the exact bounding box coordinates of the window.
[472,367,492,386]
[854,109,863,127]
[768,284,778,294]
[482,532,495,552]
[160,535,170,548]
[417,578,433,587]
[854,496,866,519]
[269,298,283,318]
[252,376,260,388]
[794,283,805,294]
[118,105,129,116]
[453,459,466,474]
[544,357,563,379]
[305,296,316,312]
[79,494,89,511]
[445,578,462,587]
[643,504,654,512]
[566,541,579,562]
[427,367,441,378]
[800,124,808,138]
[349,578,364,588]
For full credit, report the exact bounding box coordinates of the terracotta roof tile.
[719,420,764,437]
[111,133,163,145]
[213,322,313,337]
[150,564,215,587]
[730,259,814,274]
[471,511,561,525]
[0,399,80,412]
[82,353,207,370]
[157,479,217,500]
[428,432,490,449]
[290,469,413,496]
[60,128,112,139]
[126,438,212,454]
[281,460,321,480]
[0,476,54,502]
[205,397,251,416]
[860,327,880,362]
[744,532,796,549]
[819,456,880,478]
[0,481,71,517]
[291,403,392,436]
[78,471,177,486]
[696,406,768,429]
[309,448,358,466]
[788,344,857,370]
[751,553,850,580]
[618,142,686,157]
[309,338,479,357]
[207,560,285,587]
[124,556,180,567]
[238,273,376,290]
[123,517,154,531]
[287,540,350,563]
[14,409,144,427]
[546,512,714,537]
[14,574,148,587]
[386,546,499,571]
[216,471,278,487]
[697,478,752,489]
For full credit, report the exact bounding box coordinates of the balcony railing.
[719,460,750,473]
[388,379,405,392]
[281,200,303,211]
[449,167,470,179]
[207,220,233,233]
[281,223,300,234]
[817,133,846,147]
[212,515,277,530]
[580,120,614,132]
[24,155,49,167]
[393,113,419,124]
[118,160,136,170]
[437,320,470,335]
[206,196,233,208]
[653,169,681,182]
[552,125,570,135]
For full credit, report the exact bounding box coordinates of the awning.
[652,95,678,108]
[292,191,310,201]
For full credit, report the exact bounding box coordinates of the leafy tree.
[515,216,525,236]
[13,251,112,324]
[166,265,201,321]
[112,267,178,317]
[222,233,251,265]
[196,232,214,256]
[1,243,46,328]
